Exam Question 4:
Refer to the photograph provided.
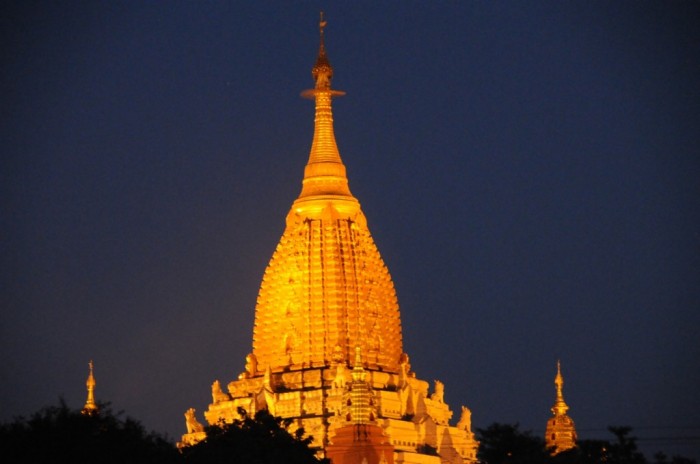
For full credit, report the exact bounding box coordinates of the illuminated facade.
[81,360,98,416]
[180,18,479,464]
[544,361,577,454]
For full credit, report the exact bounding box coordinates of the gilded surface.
[179,19,478,463]
[81,360,98,416]
[545,361,577,454]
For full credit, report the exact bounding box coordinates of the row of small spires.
[78,357,573,423]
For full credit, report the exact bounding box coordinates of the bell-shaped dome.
[251,22,403,373]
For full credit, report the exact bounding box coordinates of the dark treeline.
[0,400,325,464]
[476,423,697,464]
[0,400,695,464]
[0,400,178,464]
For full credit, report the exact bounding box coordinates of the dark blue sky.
[2,1,699,459]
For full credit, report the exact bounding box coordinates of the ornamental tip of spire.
[555,360,564,387]
[296,12,351,203]
[312,11,333,90]
[86,359,96,387]
[82,360,98,416]
[354,345,362,366]
[351,346,367,382]
[552,360,569,416]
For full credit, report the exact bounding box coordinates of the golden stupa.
[545,361,577,454]
[180,16,479,464]
[81,360,98,416]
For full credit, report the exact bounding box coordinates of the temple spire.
[545,360,577,454]
[352,345,367,383]
[349,346,374,424]
[297,13,353,204]
[326,347,394,463]
[81,360,98,416]
[552,359,568,416]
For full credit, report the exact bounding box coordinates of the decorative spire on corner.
[552,359,569,416]
[546,360,578,454]
[81,360,98,416]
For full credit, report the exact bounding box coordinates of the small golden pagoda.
[81,360,98,416]
[180,15,479,464]
[545,361,577,454]
[326,347,395,464]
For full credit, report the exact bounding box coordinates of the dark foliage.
[476,423,697,464]
[577,438,610,464]
[653,452,699,464]
[477,422,550,464]
[0,401,325,464]
[180,407,328,464]
[3,401,696,464]
[0,399,179,464]
[606,426,647,464]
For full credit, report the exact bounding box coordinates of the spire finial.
[310,11,334,91]
[82,360,98,416]
[555,359,564,392]
[318,11,328,64]
[552,360,568,416]
[350,346,369,382]
[296,13,352,204]
[87,360,95,386]
[352,346,366,382]
[320,11,327,38]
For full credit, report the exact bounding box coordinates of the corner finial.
[552,360,569,416]
[82,360,98,415]
[351,346,367,382]
[555,359,564,390]
[354,345,363,368]
[87,360,95,386]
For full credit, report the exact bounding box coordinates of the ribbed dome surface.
[252,204,402,372]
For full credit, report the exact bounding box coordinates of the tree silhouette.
[606,426,648,464]
[180,407,328,464]
[0,399,178,463]
[654,452,698,464]
[477,423,697,464]
[477,422,550,464]
[577,438,610,464]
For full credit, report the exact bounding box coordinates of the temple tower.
[545,361,577,454]
[326,347,395,464]
[81,360,98,416]
[180,16,479,464]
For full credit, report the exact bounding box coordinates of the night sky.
[2,1,699,460]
